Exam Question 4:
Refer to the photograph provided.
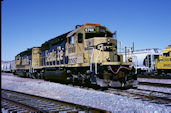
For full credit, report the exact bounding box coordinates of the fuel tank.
[15,70,26,77]
[43,67,67,82]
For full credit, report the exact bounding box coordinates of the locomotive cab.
[65,23,136,88]
[66,23,118,65]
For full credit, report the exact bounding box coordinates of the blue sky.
[2,0,171,61]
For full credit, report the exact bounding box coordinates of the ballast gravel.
[1,73,171,113]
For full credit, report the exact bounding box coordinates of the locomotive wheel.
[13,71,17,75]
[26,72,30,78]
[37,72,41,79]
[83,79,91,87]
[117,71,127,87]
[117,71,125,79]
[34,72,41,79]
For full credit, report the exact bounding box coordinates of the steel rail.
[1,89,109,113]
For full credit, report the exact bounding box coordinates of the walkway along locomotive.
[14,23,137,88]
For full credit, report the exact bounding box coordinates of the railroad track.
[67,82,171,107]
[105,88,171,106]
[138,82,171,88]
[2,73,171,108]
[104,78,171,106]
[138,77,171,88]
[1,89,108,113]
[138,74,171,79]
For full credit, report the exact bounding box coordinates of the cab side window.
[17,56,19,60]
[164,52,170,57]
[69,36,74,44]
[78,33,83,43]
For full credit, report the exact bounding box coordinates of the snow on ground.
[1,73,171,113]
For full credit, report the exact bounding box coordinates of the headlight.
[107,57,111,62]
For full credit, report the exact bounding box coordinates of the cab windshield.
[85,32,113,39]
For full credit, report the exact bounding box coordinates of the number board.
[84,28,96,32]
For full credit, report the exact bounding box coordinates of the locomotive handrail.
[95,48,103,74]
[132,55,138,74]
[89,47,94,72]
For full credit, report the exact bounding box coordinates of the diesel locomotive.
[14,23,137,88]
[156,45,171,74]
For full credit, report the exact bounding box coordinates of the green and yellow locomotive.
[14,23,137,88]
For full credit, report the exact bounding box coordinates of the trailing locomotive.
[156,45,171,75]
[14,23,137,88]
